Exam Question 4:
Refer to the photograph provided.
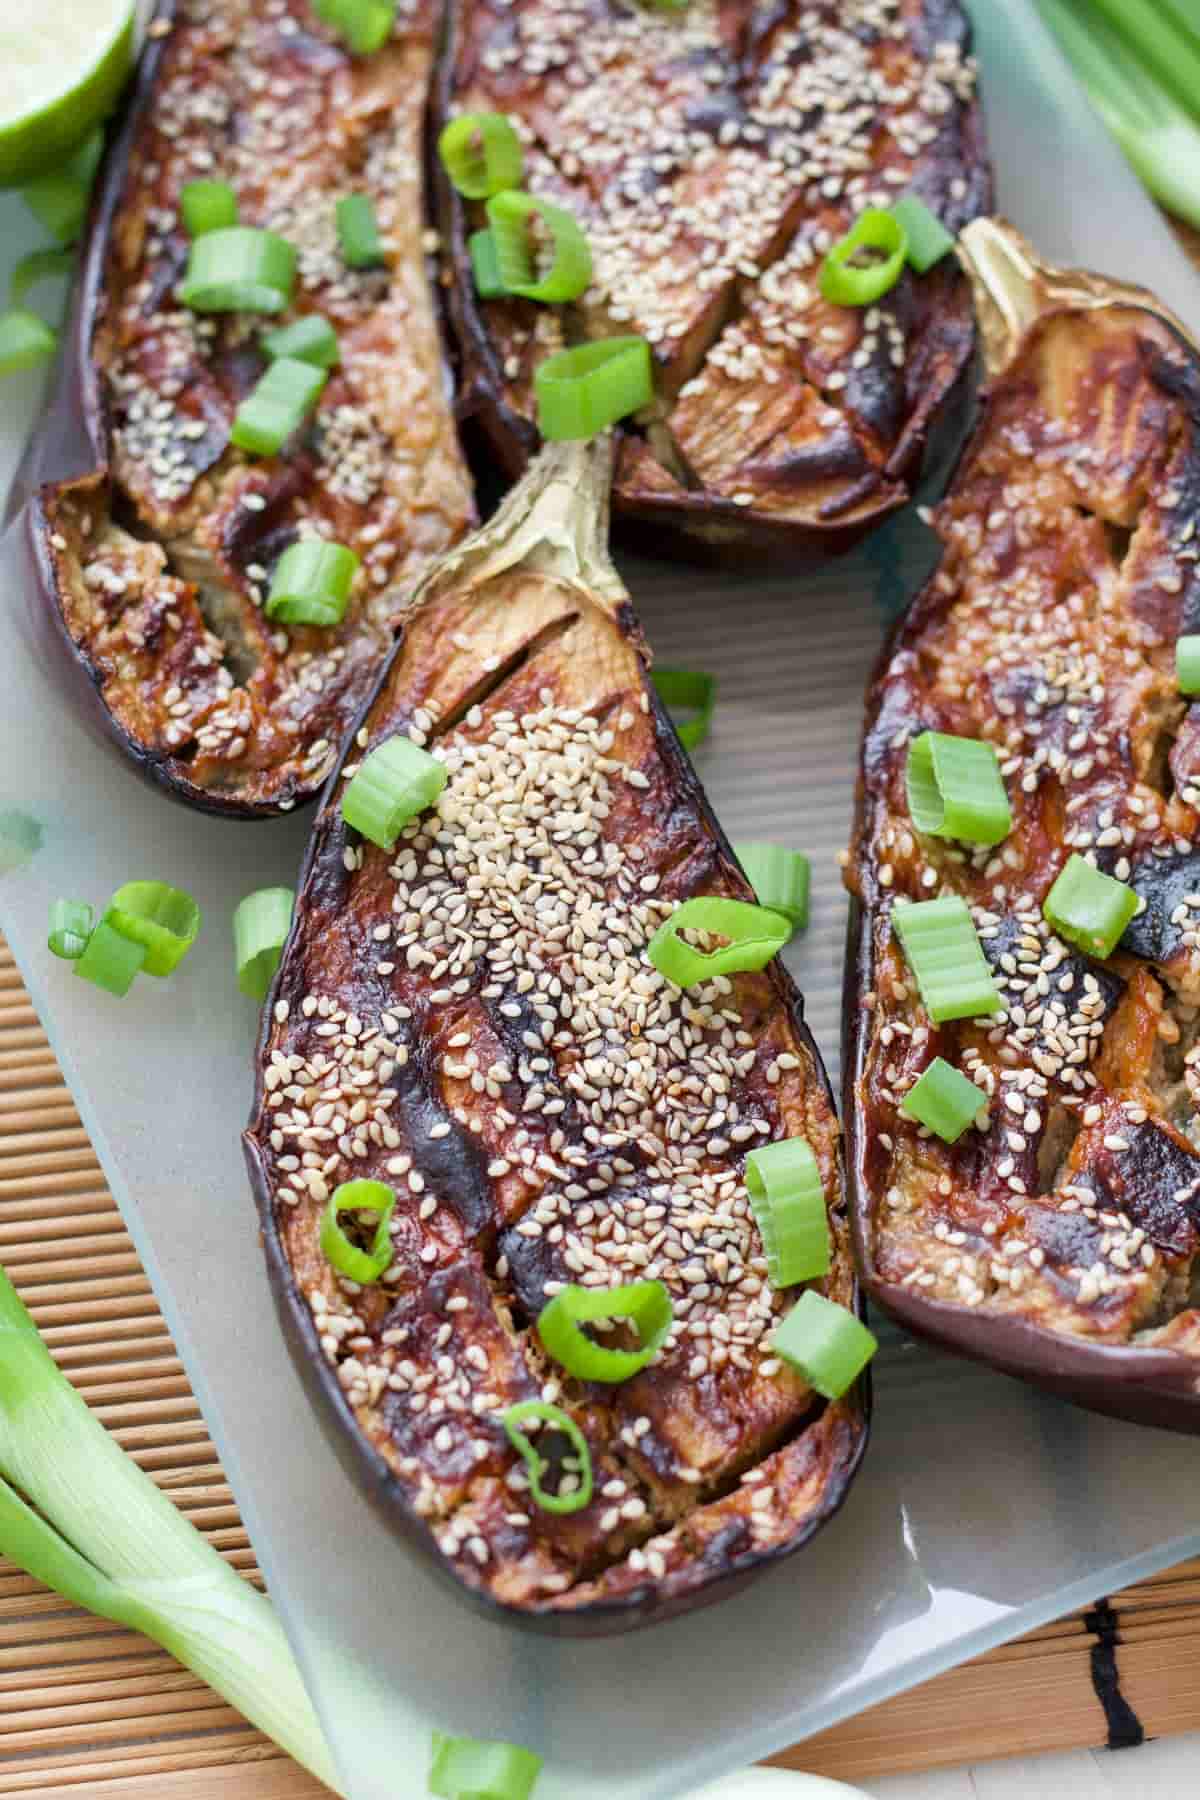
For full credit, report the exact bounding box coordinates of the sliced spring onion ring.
[1042,853,1138,959]
[21,131,103,245]
[905,730,1012,847]
[469,229,506,299]
[0,309,56,374]
[10,247,74,306]
[486,191,592,303]
[47,900,94,962]
[341,735,448,849]
[769,1290,877,1399]
[179,227,297,314]
[261,315,341,369]
[735,843,810,933]
[652,667,716,752]
[536,1281,673,1383]
[889,195,956,272]
[501,1401,593,1516]
[230,357,326,456]
[438,112,524,199]
[312,0,396,53]
[819,209,908,307]
[73,920,147,997]
[745,1138,829,1287]
[1178,634,1200,695]
[901,1057,987,1143]
[428,1732,543,1800]
[180,180,238,237]
[265,540,359,627]
[336,193,385,269]
[535,336,653,441]
[234,887,294,1001]
[647,897,790,989]
[103,882,201,978]
[320,1180,396,1283]
[891,895,1003,1023]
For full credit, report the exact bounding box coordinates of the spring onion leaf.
[336,193,385,269]
[48,900,94,962]
[0,811,42,874]
[647,896,790,989]
[73,919,146,996]
[103,882,201,977]
[487,191,593,302]
[179,226,297,315]
[1179,634,1200,695]
[537,1281,673,1382]
[230,357,326,456]
[429,1732,543,1800]
[901,1057,988,1143]
[22,130,103,244]
[769,1290,877,1399]
[652,667,716,752]
[1042,853,1138,959]
[535,336,653,440]
[1078,0,1200,132]
[819,209,908,306]
[501,1401,593,1515]
[262,314,341,369]
[342,734,447,849]
[320,1180,396,1283]
[311,0,396,54]
[234,887,294,1000]
[0,308,56,374]
[469,229,507,299]
[438,112,524,199]
[735,843,810,933]
[266,539,359,627]
[891,895,1003,1023]
[746,1138,830,1286]
[10,246,74,307]
[905,730,1012,846]
[180,180,238,237]
[889,195,955,272]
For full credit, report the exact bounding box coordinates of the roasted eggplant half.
[18,0,474,818]
[436,0,991,560]
[244,436,868,1632]
[845,219,1200,1433]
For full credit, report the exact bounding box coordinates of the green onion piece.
[652,667,716,752]
[320,1180,395,1283]
[1178,635,1200,695]
[341,735,447,849]
[647,896,790,990]
[336,193,385,269]
[102,882,201,978]
[535,336,653,441]
[0,308,56,374]
[469,229,507,299]
[438,112,524,200]
[47,900,94,962]
[10,247,74,307]
[735,843,810,933]
[73,921,147,997]
[234,887,294,1001]
[536,1280,673,1383]
[429,1733,543,1800]
[265,540,359,627]
[1079,0,1200,133]
[179,227,297,314]
[905,730,1012,847]
[501,1401,593,1516]
[819,208,908,307]
[261,314,341,369]
[311,0,395,53]
[889,195,956,272]
[180,180,239,237]
[891,895,1003,1023]
[745,1138,829,1287]
[901,1057,987,1144]
[230,357,326,456]
[769,1291,877,1400]
[486,191,592,303]
[0,812,42,874]
[21,131,103,245]
[1043,853,1138,960]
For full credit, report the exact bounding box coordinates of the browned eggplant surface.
[438,0,990,558]
[845,221,1200,1432]
[28,0,473,817]
[244,439,867,1630]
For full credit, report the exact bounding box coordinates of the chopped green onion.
[438,112,524,200]
[0,812,42,874]
[234,887,294,1001]
[536,1281,673,1382]
[341,735,447,849]
[262,315,340,369]
[905,730,1012,847]
[1178,635,1200,695]
[647,896,790,989]
[73,920,146,997]
[652,667,716,752]
[769,1290,877,1400]
[1043,853,1138,959]
[230,357,326,456]
[265,540,359,627]
[819,208,908,307]
[889,196,956,272]
[311,0,395,53]
[735,843,810,933]
[501,1401,593,1516]
[320,1180,396,1284]
[103,882,201,978]
[0,309,56,374]
[180,180,238,237]
[10,247,74,307]
[21,131,103,245]
[1080,0,1200,133]
[901,1057,987,1143]
[746,1138,829,1287]
[486,191,592,303]
[469,229,507,299]
[891,895,1003,1023]
[336,193,385,269]
[535,336,653,441]
[47,901,93,962]
[429,1733,543,1800]
[179,227,297,314]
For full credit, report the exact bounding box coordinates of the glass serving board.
[2,5,1200,1797]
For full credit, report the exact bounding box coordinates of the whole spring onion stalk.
[0,1267,340,1793]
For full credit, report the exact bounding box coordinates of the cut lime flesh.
[0,1,135,188]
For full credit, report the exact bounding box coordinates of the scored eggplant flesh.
[845,220,1200,1432]
[437,0,991,558]
[25,0,473,817]
[243,438,867,1631]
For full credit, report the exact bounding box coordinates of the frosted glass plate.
[2,5,1200,1798]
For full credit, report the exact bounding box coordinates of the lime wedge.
[0,1,135,188]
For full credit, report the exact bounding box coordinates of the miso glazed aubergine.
[244,438,871,1631]
[845,220,1200,1433]
[436,0,992,558]
[21,0,473,817]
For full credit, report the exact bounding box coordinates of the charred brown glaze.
[244,439,867,1631]
[845,223,1200,1431]
[436,0,990,560]
[25,0,473,817]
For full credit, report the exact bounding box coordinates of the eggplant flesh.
[437,0,991,560]
[244,438,867,1632]
[845,221,1200,1433]
[22,0,474,819]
